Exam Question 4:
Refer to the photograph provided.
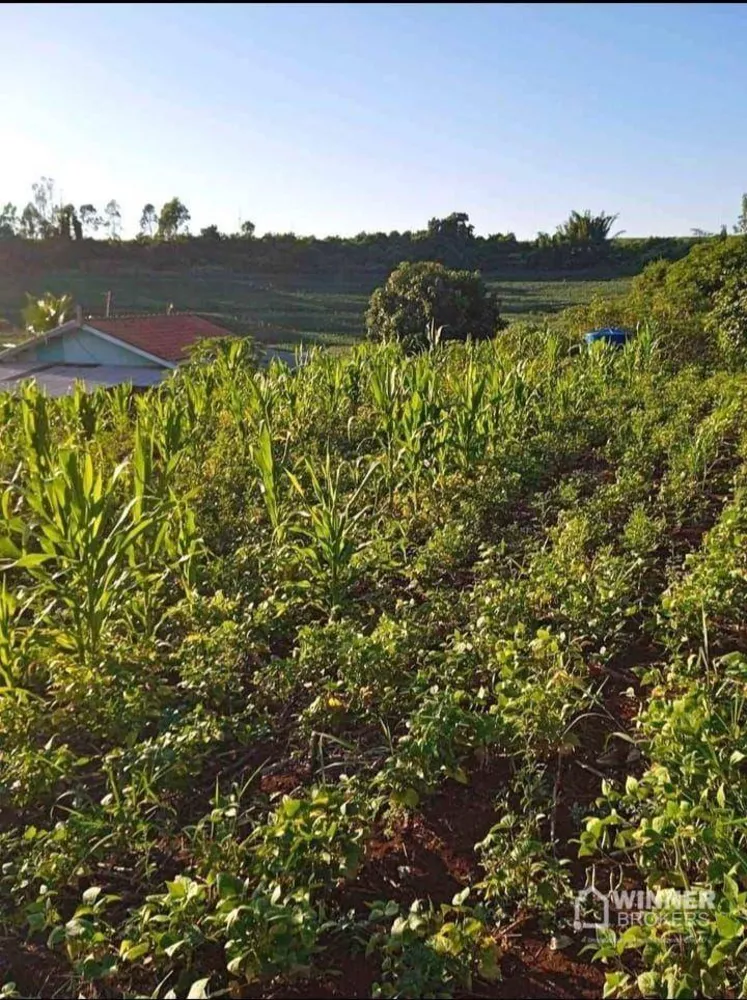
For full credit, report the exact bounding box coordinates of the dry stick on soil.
[573,759,609,782]
[550,752,563,847]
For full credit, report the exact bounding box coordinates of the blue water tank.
[584,327,632,349]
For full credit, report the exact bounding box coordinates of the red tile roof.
[87,314,233,363]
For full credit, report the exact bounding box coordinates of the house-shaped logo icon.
[573,885,610,932]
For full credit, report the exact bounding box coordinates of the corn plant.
[446,356,490,473]
[64,383,104,441]
[287,454,378,609]
[131,413,204,601]
[18,383,53,479]
[2,451,155,665]
[252,421,286,544]
[394,359,444,503]
[369,353,403,498]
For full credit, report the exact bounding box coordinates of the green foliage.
[252,785,369,887]
[707,271,747,367]
[477,809,570,920]
[20,290,73,333]
[367,896,500,998]
[3,255,747,998]
[734,192,747,235]
[286,453,378,608]
[157,197,191,240]
[366,261,504,352]
[47,885,120,981]
[563,235,747,365]
[555,209,621,244]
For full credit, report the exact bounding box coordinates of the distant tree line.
[1,177,741,276]
[0,180,250,244]
[0,178,124,241]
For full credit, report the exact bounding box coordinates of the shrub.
[366,261,504,352]
[562,237,747,365]
[707,273,747,368]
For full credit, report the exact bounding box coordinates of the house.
[0,313,234,396]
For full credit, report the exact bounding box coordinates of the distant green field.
[489,275,632,322]
[0,269,632,348]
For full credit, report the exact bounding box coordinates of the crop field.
[0,269,632,347]
[2,306,747,998]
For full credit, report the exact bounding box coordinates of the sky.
[2,2,746,239]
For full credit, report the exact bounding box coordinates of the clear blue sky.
[2,2,746,238]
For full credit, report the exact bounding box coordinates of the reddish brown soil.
[260,763,312,796]
[479,936,606,999]
[2,636,657,1000]
[233,931,606,999]
[0,935,71,999]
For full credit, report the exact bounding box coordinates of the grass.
[0,268,632,348]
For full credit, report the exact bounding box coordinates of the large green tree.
[366,260,503,352]
[158,197,191,239]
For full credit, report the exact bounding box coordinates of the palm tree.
[556,210,622,245]
[21,292,73,334]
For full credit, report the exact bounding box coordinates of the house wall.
[11,328,163,367]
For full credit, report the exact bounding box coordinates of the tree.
[366,260,503,353]
[426,212,474,242]
[555,209,621,244]
[79,204,103,237]
[199,224,224,240]
[57,204,81,240]
[734,193,747,235]
[19,204,43,239]
[21,292,73,334]
[104,200,122,239]
[239,219,256,239]
[0,203,18,238]
[157,197,190,240]
[139,203,157,237]
[486,231,517,244]
[29,177,58,238]
[16,178,58,239]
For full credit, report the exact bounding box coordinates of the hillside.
[0,266,633,348]
[2,236,747,998]
[0,231,697,345]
